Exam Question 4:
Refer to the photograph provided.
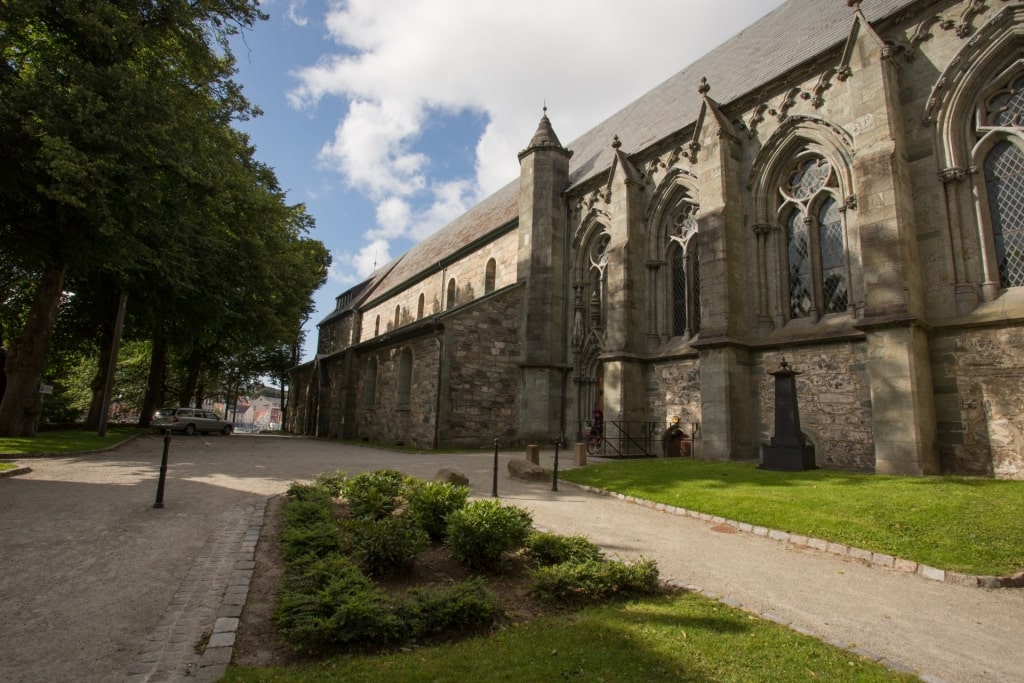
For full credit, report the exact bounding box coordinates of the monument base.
[759,443,817,471]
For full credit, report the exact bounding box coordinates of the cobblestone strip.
[124,498,268,683]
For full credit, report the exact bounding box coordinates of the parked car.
[152,407,234,436]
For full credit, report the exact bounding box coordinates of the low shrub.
[274,553,403,651]
[312,469,347,498]
[407,481,471,542]
[347,513,430,576]
[343,469,409,519]
[279,519,343,563]
[529,558,661,605]
[400,577,503,639]
[280,487,343,561]
[525,532,603,566]
[445,499,533,571]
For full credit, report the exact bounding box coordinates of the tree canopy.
[0,0,329,435]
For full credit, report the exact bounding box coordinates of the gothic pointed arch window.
[667,201,700,338]
[417,292,425,320]
[974,67,1024,292]
[779,154,849,321]
[588,232,610,329]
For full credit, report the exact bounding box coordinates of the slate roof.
[322,0,921,323]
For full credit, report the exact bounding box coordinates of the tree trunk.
[0,263,67,436]
[139,332,167,427]
[85,311,116,430]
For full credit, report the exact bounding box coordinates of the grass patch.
[560,459,1024,576]
[223,593,915,682]
[0,427,146,455]
[0,462,18,472]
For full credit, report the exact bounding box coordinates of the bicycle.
[585,423,603,455]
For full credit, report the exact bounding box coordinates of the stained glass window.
[818,198,848,313]
[985,140,1024,288]
[787,210,812,318]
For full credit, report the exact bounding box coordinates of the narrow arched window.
[484,258,496,294]
[397,348,413,409]
[417,292,425,319]
[786,210,812,319]
[984,140,1024,288]
[374,315,380,336]
[446,278,456,310]
[669,237,701,338]
[818,197,848,313]
[394,304,401,329]
[671,244,687,336]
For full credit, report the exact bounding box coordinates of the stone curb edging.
[564,481,1024,589]
[0,466,32,478]
[123,497,268,683]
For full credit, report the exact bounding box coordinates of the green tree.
[0,0,265,435]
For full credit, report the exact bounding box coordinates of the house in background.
[288,0,1024,479]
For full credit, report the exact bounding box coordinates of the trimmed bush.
[525,532,603,566]
[312,469,348,497]
[400,577,502,639]
[445,499,533,571]
[274,553,402,651]
[280,487,342,562]
[407,481,471,542]
[343,469,408,519]
[347,513,429,576]
[529,557,661,605]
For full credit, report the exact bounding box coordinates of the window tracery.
[779,155,849,321]
[667,201,700,338]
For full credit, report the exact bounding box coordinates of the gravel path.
[1,434,1020,682]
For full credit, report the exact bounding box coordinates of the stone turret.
[517,108,573,443]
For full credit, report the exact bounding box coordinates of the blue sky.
[229,0,786,362]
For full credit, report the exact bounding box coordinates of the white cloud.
[293,0,785,272]
[330,238,393,283]
[285,0,309,27]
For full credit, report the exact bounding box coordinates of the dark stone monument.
[760,358,816,471]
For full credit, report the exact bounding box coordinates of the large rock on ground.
[508,459,548,482]
[434,468,470,486]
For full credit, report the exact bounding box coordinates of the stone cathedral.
[287,0,1024,479]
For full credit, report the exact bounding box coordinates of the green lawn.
[0,427,147,455]
[560,459,1024,577]
[222,593,916,683]
[0,462,18,472]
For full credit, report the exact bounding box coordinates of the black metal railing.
[578,420,662,458]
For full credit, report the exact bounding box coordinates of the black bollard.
[492,438,499,498]
[153,430,171,509]
[552,438,560,492]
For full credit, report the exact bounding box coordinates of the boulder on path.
[508,458,548,482]
[434,468,470,486]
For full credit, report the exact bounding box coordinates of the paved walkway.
[1,435,1022,683]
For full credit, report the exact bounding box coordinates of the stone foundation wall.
[645,357,702,433]
[931,325,1024,479]
[356,335,441,449]
[754,342,874,471]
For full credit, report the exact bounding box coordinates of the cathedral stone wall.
[754,343,874,472]
[293,0,1024,478]
[931,323,1024,479]
[359,230,519,343]
[439,285,524,447]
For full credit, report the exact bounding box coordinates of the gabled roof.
[322,0,920,323]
